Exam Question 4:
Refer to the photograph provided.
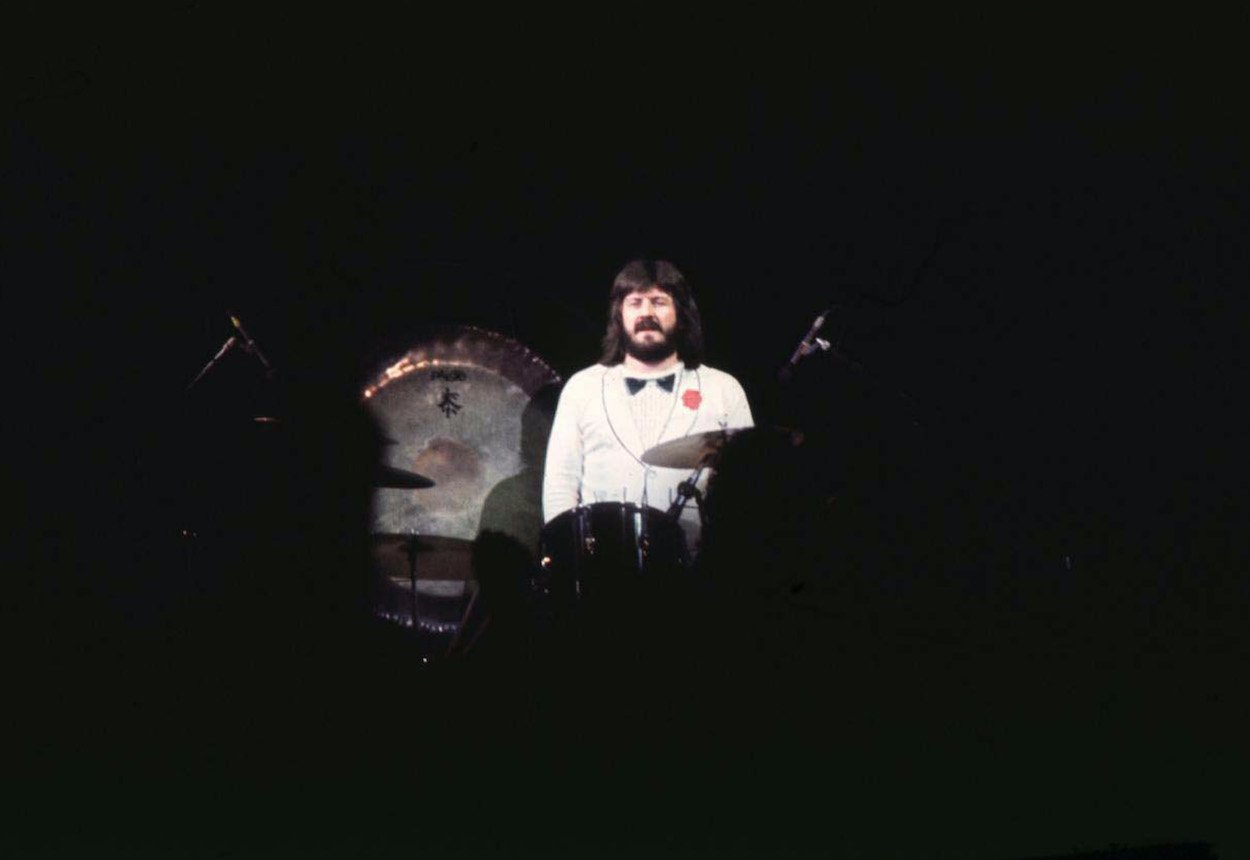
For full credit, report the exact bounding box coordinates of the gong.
[362,326,562,640]
[364,325,561,540]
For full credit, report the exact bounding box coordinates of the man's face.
[621,287,679,361]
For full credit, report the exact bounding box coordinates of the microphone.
[229,314,274,377]
[778,308,829,383]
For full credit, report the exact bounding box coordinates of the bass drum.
[362,326,562,649]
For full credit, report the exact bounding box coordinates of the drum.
[537,502,690,612]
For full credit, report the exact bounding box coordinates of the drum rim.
[546,501,680,523]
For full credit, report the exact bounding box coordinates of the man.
[542,259,754,556]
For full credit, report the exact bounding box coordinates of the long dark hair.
[598,259,705,368]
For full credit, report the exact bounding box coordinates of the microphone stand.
[777,307,834,385]
[775,302,924,436]
[792,336,833,369]
[185,315,278,390]
[180,317,284,603]
[230,314,276,382]
[186,336,238,391]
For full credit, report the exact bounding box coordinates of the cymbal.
[373,464,435,489]
[641,426,801,469]
[371,533,476,581]
[640,428,745,469]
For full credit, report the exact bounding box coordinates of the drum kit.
[359,326,790,653]
[186,316,818,658]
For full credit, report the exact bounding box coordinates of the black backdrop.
[6,22,1247,858]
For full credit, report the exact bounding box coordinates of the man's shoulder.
[692,364,744,390]
[560,364,611,395]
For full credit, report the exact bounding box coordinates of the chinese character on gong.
[438,387,462,418]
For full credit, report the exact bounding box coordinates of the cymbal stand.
[667,462,709,531]
[403,532,420,632]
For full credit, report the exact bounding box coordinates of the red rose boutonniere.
[681,389,702,410]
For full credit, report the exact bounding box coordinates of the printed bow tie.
[625,374,676,395]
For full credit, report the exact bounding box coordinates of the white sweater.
[541,361,754,552]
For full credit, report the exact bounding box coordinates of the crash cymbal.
[641,426,802,469]
[371,533,476,581]
[640,428,745,469]
[373,464,435,489]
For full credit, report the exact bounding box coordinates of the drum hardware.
[641,429,742,533]
[371,535,476,581]
[634,510,647,571]
[372,464,435,489]
[643,426,807,538]
[402,532,420,630]
[186,314,277,391]
[370,533,475,638]
[665,465,709,531]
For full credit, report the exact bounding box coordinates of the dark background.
[5,15,1246,859]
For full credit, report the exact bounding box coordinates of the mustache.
[633,318,663,333]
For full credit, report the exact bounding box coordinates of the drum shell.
[537,503,689,610]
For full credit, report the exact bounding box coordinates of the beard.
[624,325,678,363]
